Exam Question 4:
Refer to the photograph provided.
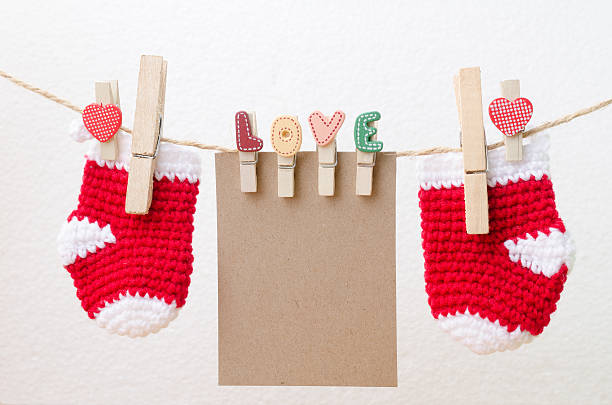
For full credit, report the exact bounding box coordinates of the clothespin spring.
[132,114,162,161]
[317,144,338,168]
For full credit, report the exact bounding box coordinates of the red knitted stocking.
[58,131,201,337]
[417,135,574,354]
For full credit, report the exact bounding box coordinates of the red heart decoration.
[235,111,263,152]
[82,103,122,143]
[488,97,533,137]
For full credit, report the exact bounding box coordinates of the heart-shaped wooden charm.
[488,97,533,137]
[308,110,346,146]
[82,103,122,143]
[235,111,263,152]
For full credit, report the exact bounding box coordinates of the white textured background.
[1,1,611,404]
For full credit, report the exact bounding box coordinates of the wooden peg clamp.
[125,55,168,215]
[356,121,377,196]
[238,112,259,192]
[317,139,337,196]
[456,67,489,234]
[277,154,297,197]
[95,81,121,160]
[271,115,302,198]
[501,80,523,161]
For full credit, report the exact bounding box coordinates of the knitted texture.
[69,118,93,142]
[58,129,201,337]
[416,135,574,354]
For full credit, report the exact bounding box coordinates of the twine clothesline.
[1,68,611,157]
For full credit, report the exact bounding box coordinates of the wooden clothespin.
[125,55,167,215]
[95,81,121,160]
[501,80,522,161]
[455,67,489,234]
[354,111,382,196]
[309,111,345,196]
[271,115,302,198]
[488,83,533,162]
[318,140,337,196]
[236,111,263,192]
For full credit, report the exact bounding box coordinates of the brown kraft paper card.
[215,151,397,386]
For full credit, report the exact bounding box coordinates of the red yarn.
[65,160,199,319]
[419,175,568,335]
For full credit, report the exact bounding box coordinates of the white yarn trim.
[69,119,93,143]
[417,135,551,190]
[57,216,116,266]
[85,131,201,183]
[505,227,576,278]
[95,292,179,338]
[437,310,534,354]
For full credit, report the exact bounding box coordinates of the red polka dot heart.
[488,97,533,137]
[82,103,122,143]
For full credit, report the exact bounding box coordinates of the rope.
[2,68,610,157]
[160,137,236,153]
